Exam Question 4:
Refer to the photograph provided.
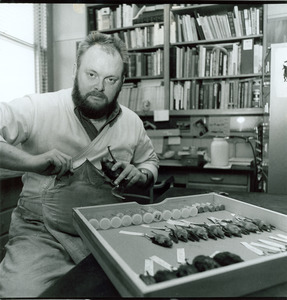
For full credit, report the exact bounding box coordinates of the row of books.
[171,40,263,78]
[111,23,164,49]
[171,5,263,43]
[127,50,164,77]
[93,4,140,30]
[117,80,165,112]
[170,78,262,110]
[88,4,164,32]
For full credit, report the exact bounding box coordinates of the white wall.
[52,4,86,91]
[267,4,287,18]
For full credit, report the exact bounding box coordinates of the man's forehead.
[80,45,123,72]
[86,44,121,59]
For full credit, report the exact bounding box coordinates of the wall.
[52,4,86,91]
[265,5,287,194]
[266,4,287,46]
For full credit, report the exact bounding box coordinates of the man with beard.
[0,31,159,297]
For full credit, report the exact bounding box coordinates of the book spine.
[241,39,254,74]
[193,11,206,40]
[227,11,236,37]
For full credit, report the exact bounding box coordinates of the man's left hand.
[112,162,147,188]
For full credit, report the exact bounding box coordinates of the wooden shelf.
[171,73,263,81]
[171,34,263,47]
[138,108,264,117]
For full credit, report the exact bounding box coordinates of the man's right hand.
[30,149,73,179]
[0,143,73,179]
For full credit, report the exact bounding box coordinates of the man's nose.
[94,78,105,91]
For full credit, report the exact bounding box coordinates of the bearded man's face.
[72,45,124,119]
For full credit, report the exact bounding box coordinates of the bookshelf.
[169,4,265,113]
[86,3,267,116]
[86,4,167,112]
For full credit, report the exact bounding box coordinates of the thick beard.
[72,78,121,119]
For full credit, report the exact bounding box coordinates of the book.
[128,53,136,77]
[192,10,205,40]
[227,11,236,37]
[201,16,213,40]
[183,81,191,110]
[240,10,246,36]
[170,19,176,43]
[234,6,243,36]
[133,10,164,25]
[198,83,204,109]
[198,45,206,77]
[181,15,188,42]
[116,5,122,28]
[170,47,177,78]
[170,81,174,110]
[97,7,112,30]
[176,14,183,42]
[205,49,211,76]
[88,7,96,32]
[241,39,254,74]
[129,86,138,111]
[190,80,197,109]
[243,9,252,36]
[254,43,263,74]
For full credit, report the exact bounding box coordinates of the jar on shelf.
[210,137,229,166]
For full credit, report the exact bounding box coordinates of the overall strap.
[74,107,98,141]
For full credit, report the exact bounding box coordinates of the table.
[40,188,287,298]
[158,161,255,192]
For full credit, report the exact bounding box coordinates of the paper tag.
[277,234,287,240]
[168,136,181,145]
[258,239,286,249]
[119,230,144,236]
[250,242,280,252]
[150,255,173,271]
[166,219,189,227]
[144,259,154,276]
[241,242,264,255]
[269,236,287,244]
[243,39,253,50]
[154,110,169,122]
[177,248,185,264]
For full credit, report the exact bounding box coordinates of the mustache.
[85,90,108,101]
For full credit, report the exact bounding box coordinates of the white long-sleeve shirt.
[0,88,159,205]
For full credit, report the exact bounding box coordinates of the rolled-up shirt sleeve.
[0,97,34,145]
[132,120,159,183]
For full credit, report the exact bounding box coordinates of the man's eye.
[88,73,95,78]
[106,78,117,85]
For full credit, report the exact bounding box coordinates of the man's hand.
[112,161,149,188]
[0,143,73,179]
[26,149,73,179]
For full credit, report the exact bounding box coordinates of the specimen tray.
[73,193,287,297]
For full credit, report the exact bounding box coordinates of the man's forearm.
[0,142,34,171]
[0,142,73,178]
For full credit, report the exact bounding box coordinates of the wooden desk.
[40,189,287,298]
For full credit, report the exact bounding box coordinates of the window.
[0,4,48,102]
